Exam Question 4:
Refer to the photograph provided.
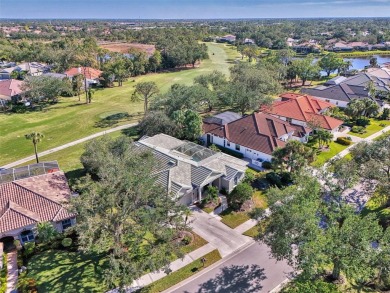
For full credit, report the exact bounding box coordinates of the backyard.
[0,43,240,166]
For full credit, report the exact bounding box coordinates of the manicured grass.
[201,206,215,214]
[139,250,222,293]
[0,43,237,166]
[180,232,208,255]
[243,218,271,239]
[361,192,390,222]
[220,191,268,229]
[335,50,390,57]
[27,250,110,293]
[312,141,350,167]
[17,127,139,181]
[349,119,390,138]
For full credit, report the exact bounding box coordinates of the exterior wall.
[310,96,349,108]
[53,217,77,233]
[204,133,273,162]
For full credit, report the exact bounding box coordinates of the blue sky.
[1,0,390,19]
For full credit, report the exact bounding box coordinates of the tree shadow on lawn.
[29,250,109,293]
[94,112,131,128]
[192,264,266,293]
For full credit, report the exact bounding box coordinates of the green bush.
[265,172,283,188]
[23,242,36,259]
[356,117,370,127]
[228,183,253,210]
[61,238,73,248]
[181,236,191,246]
[282,278,341,293]
[0,254,7,293]
[351,125,366,134]
[336,137,352,146]
[261,161,272,169]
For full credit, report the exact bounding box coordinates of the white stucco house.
[264,93,344,133]
[202,111,311,168]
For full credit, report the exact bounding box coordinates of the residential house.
[0,162,75,245]
[291,40,321,54]
[65,67,103,87]
[264,93,343,133]
[217,35,236,43]
[134,134,248,205]
[244,38,255,45]
[0,62,50,80]
[0,79,24,107]
[202,111,310,167]
[301,73,389,108]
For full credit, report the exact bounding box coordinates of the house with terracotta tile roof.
[0,79,24,107]
[264,93,344,133]
[0,165,75,245]
[202,111,310,166]
[65,67,103,87]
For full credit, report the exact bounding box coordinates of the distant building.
[301,73,389,108]
[0,79,24,107]
[65,67,103,87]
[217,35,236,43]
[0,62,50,80]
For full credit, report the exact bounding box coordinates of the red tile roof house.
[0,169,75,245]
[202,111,310,168]
[65,67,103,87]
[264,93,344,133]
[0,79,24,108]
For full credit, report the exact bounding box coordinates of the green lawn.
[220,191,268,229]
[27,250,110,293]
[0,42,239,166]
[349,119,390,138]
[361,192,390,222]
[140,250,221,293]
[312,141,350,167]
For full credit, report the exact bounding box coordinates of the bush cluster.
[336,137,352,145]
[351,125,366,134]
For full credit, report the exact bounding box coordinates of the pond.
[343,55,390,70]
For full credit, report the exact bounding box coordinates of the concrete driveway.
[189,207,253,257]
[166,242,294,293]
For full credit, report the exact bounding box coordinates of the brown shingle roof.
[0,171,74,234]
[204,112,296,155]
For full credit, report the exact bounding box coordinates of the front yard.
[25,232,208,292]
[312,141,350,167]
[220,191,268,229]
[350,119,390,138]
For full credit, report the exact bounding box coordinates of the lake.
[344,55,390,70]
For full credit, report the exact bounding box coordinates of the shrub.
[265,172,283,188]
[336,137,352,145]
[228,183,253,210]
[212,145,244,158]
[282,278,341,293]
[23,242,36,259]
[356,117,370,127]
[351,126,366,134]
[261,161,272,169]
[220,188,227,195]
[379,123,386,127]
[61,238,73,248]
[380,108,390,120]
[181,236,191,246]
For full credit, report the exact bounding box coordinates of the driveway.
[189,207,253,257]
[166,242,294,293]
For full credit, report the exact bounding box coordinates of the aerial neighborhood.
[0,11,390,293]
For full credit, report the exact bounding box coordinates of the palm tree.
[345,99,365,120]
[131,81,160,115]
[362,97,380,118]
[35,222,58,243]
[25,132,44,163]
[183,208,192,225]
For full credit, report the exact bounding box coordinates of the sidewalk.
[6,251,18,293]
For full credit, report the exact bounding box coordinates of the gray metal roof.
[203,111,242,125]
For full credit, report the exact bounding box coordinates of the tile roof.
[0,171,74,234]
[204,112,296,155]
[264,93,343,130]
[65,67,102,80]
[0,79,24,100]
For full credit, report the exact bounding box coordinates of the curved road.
[0,123,138,170]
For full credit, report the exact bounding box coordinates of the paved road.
[165,242,294,293]
[189,207,253,257]
[0,123,138,169]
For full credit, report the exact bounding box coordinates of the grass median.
[139,249,222,293]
